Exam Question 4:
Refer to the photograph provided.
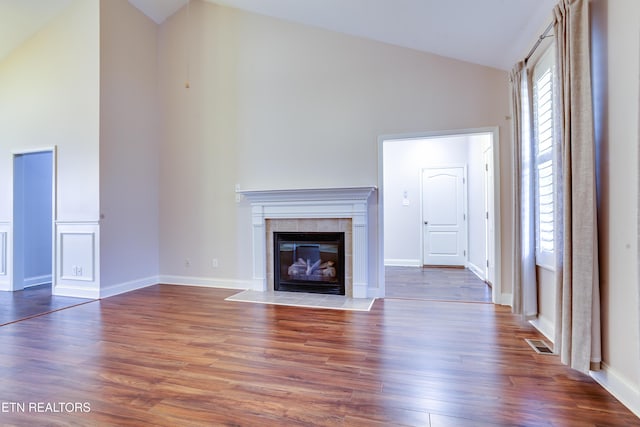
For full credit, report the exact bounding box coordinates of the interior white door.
[422,167,466,266]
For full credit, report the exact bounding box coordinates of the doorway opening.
[12,149,55,293]
[378,128,501,303]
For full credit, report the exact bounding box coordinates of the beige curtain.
[510,62,538,319]
[553,0,601,372]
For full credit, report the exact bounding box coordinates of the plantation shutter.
[532,49,555,267]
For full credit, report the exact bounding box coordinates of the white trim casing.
[378,127,504,304]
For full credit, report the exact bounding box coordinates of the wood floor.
[0,284,92,326]
[0,282,637,426]
[385,266,492,303]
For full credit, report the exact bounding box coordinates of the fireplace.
[274,232,345,295]
[236,186,377,298]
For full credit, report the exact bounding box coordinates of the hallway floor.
[385,266,492,303]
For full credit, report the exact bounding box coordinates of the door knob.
[424,221,428,225]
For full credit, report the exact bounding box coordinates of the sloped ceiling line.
[0,0,556,71]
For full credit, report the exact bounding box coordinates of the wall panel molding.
[55,221,99,298]
[0,222,11,291]
[0,225,8,276]
[0,222,13,291]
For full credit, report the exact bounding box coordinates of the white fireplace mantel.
[239,187,376,204]
[238,186,377,298]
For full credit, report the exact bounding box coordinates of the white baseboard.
[591,363,640,418]
[52,275,256,300]
[529,316,555,344]
[100,276,158,298]
[53,285,99,299]
[384,259,422,267]
[467,262,486,281]
[57,275,259,300]
[498,292,512,306]
[367,288,384,298]
[24,274,52,288]
[158,275,257,291]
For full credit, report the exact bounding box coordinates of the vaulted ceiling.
[0,0,556,71]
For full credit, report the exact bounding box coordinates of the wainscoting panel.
[55,222,99,299]
[0,223,9,291]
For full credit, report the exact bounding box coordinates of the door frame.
[11,147,57,292]
[420,164,468,267]
[378,127,501,304]
[483,146,495,286]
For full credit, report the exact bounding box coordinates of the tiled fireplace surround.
[239,187,377,299]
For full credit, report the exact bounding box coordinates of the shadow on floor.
[0,284,93,326]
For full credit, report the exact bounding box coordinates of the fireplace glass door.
[274,232,345,295]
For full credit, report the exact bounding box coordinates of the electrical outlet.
[184,259,191,268]
[212,258,219,268]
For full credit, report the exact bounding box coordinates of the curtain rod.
[524,22,554,64]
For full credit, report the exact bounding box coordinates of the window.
[532,46,556,269]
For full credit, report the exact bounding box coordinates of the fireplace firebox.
[273,232,345,295]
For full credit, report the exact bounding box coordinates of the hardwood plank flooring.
[0,284,637,426]
[0,284,92,326]
[386,266,492,303]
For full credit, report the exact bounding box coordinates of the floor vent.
[525,339,554,354]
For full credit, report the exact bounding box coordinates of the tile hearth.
[225,290,375,311]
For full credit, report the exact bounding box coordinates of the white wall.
[0,0,100,297]
[589,0,640,415]
[99,0,159,297]
[0,0,100,222]
[527,0,640,415]
[157,2,512,292]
